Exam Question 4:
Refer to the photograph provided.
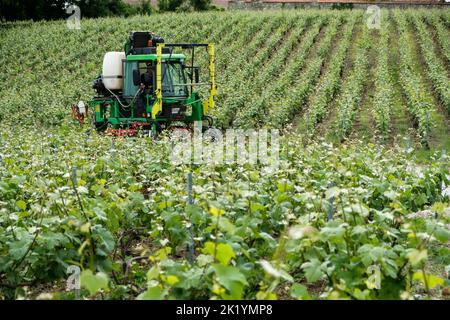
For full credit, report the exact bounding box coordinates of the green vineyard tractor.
[85,32,217,137]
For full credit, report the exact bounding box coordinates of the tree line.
[0,0,214,22]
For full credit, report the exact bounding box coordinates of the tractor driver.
[136,67,153,117]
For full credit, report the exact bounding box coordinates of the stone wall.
[228,0,449,9]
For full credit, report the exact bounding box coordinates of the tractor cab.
[88,31,216,136]
[123,54,189,99]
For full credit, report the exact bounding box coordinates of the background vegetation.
[0,0,215,22]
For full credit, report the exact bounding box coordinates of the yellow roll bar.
[203,44,217,114]
[152,43,164,119]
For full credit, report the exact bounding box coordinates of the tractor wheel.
[202,116,214,129]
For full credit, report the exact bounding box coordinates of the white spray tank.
[102,52,126,90]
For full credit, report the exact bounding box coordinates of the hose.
[105,86,142,110]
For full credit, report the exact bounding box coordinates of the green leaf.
[301,259,324,283]
[218,217,236,234]
[216,243,236,266]
[146,266,160,281]
[80,222,91,234]
[434,226,450,243]
[209,207,224,217]
[196,254,214,267]
[413,272,445,289]
[93,225,115,256]
[351,225,367,236]
[166,275,179,285]
[250,202,265,213]
[353,288,371,300]
[320,224,347,242]
[16,200,26,211]
[212,264,248,292]
[290,283,310,300]
[224,281,245,300]
[201,241,215,256]
[349,204,369,217]
[137,286,163,300]
[8,229,33,260]
[151,247,172,261]
[277,181,292,192]
[383,190,397,200]
[249,171,259,182]
[80,270,109,296]
[157,201,172,209]
[202,242,235,266]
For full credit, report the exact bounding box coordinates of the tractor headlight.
[172,107,180,115]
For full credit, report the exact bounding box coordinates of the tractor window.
[124,61,186,98]
[124,61,139,97]
[123,61,155,97]
[161,62,188,98]
[138,62,155,89]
